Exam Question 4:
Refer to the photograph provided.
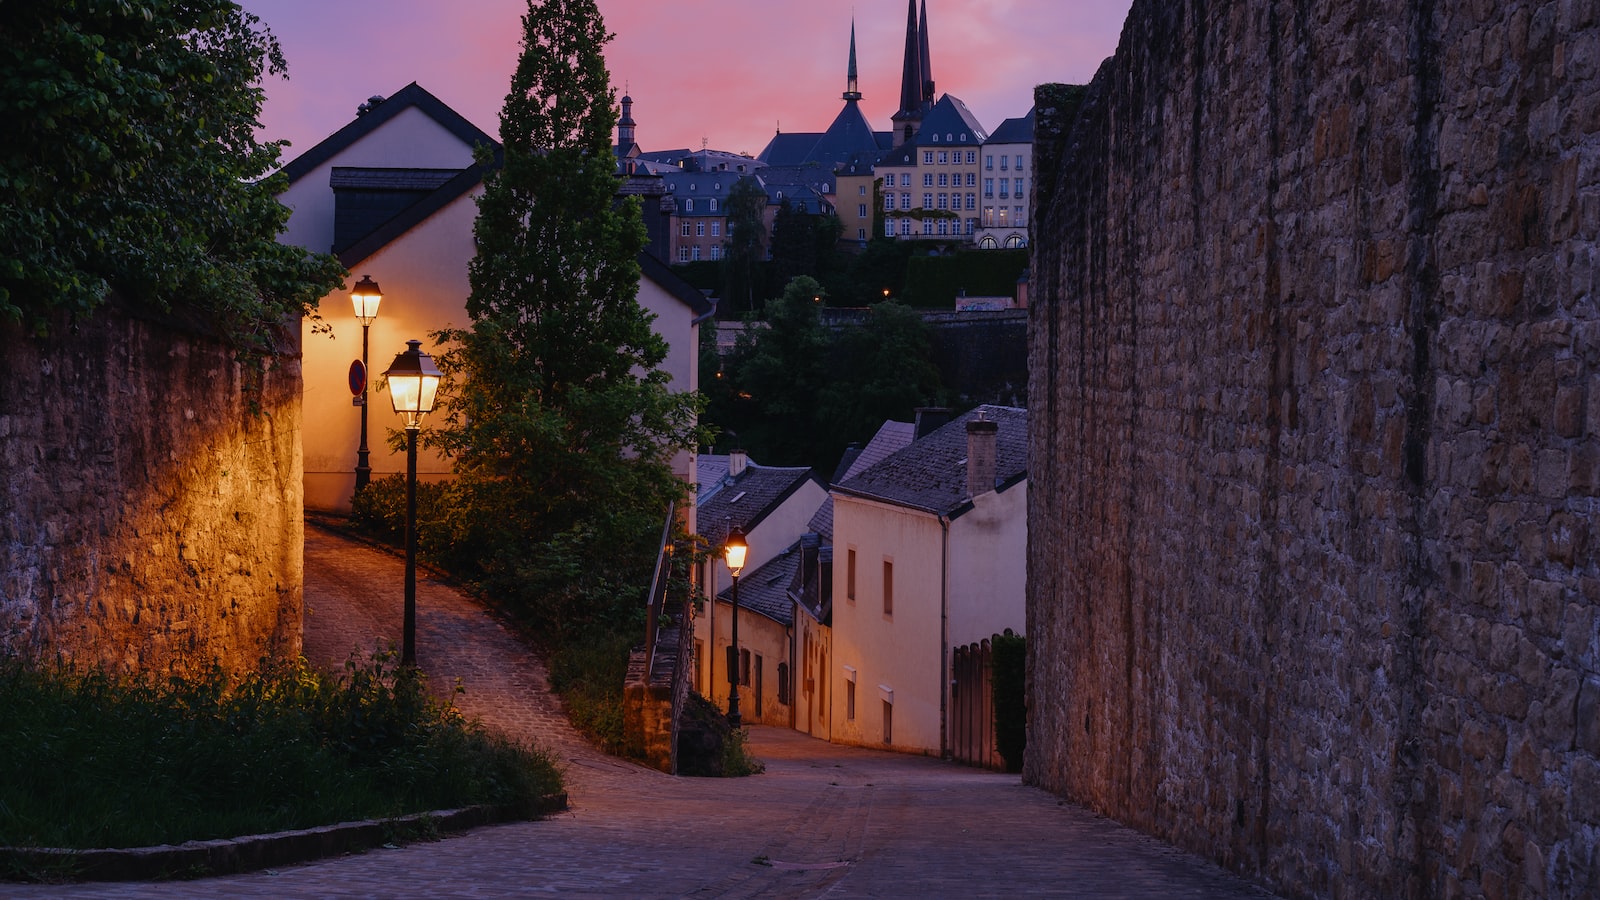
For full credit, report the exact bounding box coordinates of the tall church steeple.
[893,0,935,145]
[843,20,862,102]
[918,0,934,107]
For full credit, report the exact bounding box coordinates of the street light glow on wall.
[383,339,442,667]
[350,275,382,492]
[724,524,748,729]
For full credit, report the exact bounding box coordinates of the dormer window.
[685,199,694,211]
[710,199,719,211]
[932,133,939,142]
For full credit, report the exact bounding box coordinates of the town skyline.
[246,0,1132,161]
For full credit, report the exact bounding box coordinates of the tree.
[427,0,702,637]
[720,176,768,315]
[819,300,944,447]
[0,2,343,346]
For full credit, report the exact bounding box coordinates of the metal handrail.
[643,501,675,676]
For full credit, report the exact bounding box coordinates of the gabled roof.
[716,540,800,627]
[986,109,1035,145]
[280,83,496,186]
[699,463,823,535]
[757,131,824,167]
[638,251,715,318]
[697,454,731,503]
[834,405,1027,516]
[843,420,915,482]
[336,159,498,268]
[915,94,989,146]
[790,534,831,626]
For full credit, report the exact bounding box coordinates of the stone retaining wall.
[1027,1,1598,896]
[0,304,303,674]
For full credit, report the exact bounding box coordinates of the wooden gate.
[950,637,997,769]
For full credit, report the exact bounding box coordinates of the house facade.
[976,110,1034,249]
[828,406,1027,753]
[277,83,711,514]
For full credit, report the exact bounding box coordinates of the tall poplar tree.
[429,0,701,635]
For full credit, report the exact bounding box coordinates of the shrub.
[991,629,1027,773]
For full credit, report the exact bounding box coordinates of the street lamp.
[351,275,383,493]
[383,339,441,667]
[724,525,748,729]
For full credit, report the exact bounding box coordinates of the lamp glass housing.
[724,526,748,576]
[383,340,442,428]
[351,275,383,325]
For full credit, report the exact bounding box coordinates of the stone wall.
[1027,1,1598,897]
[0,304,303,675]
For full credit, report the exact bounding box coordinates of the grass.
[0,653,562,852]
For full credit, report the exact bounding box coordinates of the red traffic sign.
[348,359,367,397]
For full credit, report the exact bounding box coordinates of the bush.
[546,630,635,753]
[991,629,1027,773]
[0,654,561,852]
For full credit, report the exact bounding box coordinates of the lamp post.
[351,275,383,493]
[383,339,441,668]
[723,525,748,729]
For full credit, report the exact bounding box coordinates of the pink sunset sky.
[245,0,1133,162]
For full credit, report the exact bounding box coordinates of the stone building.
[1027,1,1600,897]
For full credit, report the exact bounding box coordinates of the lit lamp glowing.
[350,275,383,492]
[383,339,442,667]
[723,525,748,729]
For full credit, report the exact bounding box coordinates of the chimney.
[966,412,998,498]
[728,448,749,478]
[914,406,952,439]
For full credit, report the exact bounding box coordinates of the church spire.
[843,20,862,102]
[918,0,934,108]
[897,0,921,116]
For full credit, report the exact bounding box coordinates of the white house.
[828,405,1027,754]
[276,83,713,515]
[697,451,828,724]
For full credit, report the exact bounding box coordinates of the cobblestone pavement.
[10,525,1278,899]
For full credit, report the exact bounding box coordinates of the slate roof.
[697,454,730,503]
[716,540,800,626]
[806,499,834,541]
[660,170,740,215]
[280,82,495,185]
[986,109,1035,145]
[790,534,831,625]
[698,463,822,535]
[916,94,989,145]
[834,405,1027,516]
[844,420,916,482]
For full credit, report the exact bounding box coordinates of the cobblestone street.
[11,525,1278,899]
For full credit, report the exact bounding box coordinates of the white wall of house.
[695,604,791,728]
[278,108,478,256]
[794,610,831,740]
[945,480,1028,648]
[828,496,946,753]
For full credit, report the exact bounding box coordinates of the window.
[966,173,976,186]
[985,155,993,170]
[900,173,911,187]
[985,206,995,226]
[1015,178,1025,195]
[1016,154,1025,169]
[857,227,866,239]
[1000,185,1009,200]
[922,193,933,208]
[847,679,857,720]
[691,246,701,260]
[885,194,895,211]
[1000,156,1008,171]
[678,247,689,262]
[883,700,893,744]
[711,245,723,260]
[923,173,934,187]
[922,219,933,235]
[859,184,867,195]
[967,151,977,164]
[938,173,948,187]
[686,198,695,211]
[778,662,790,705]
[885,220,896,237]
[711,221,721,236]
[901,193,911,209]
[696,222,705,236]
[937,219,948,235]
[966,218,976,234]
[858,204,867,218]
[922,150,934,164]
[937,193,948,209]
[937,151,948,164]
[966,193,976,210]
[984,178,994,198]
[680,222,691,236]
[900,217,910,234]
[1015,205,1024,223]
[847,549,856,601]
[710,198,719,211]
[753,653,763,717]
